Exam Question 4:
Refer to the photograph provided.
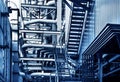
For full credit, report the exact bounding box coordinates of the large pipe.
[31,72,70,77]
[46,0,55,5]
[22,43,64,48]
[19,57,55,61]
[24,67,55,71]
[24,19,57,26]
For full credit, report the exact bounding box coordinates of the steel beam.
[19,29,61,35]
[19,58,55,61]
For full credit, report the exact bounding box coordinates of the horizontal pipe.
[103,55,120,67]
[24,19,57,25]
[46,0,55,5]
[22,63,42,66]
[22,43,64,48]
[31,72,70,77]
[24,67,55,71]
[104,67,120,77]
[23,38,42,41]
[19,29,61,35]
[19,58,55,61]
[21,4,56,9]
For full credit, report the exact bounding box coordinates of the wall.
[95,0,120,36]
[0,0,12,82]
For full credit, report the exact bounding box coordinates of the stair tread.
[69,32,81,35]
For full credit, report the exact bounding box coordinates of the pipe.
[19,29,61,35]
[19,57,55,61]
[31,72,70,77]
[24,67,55,71]
[22,43,64,49]
[24,19,57,26]
[24,0,56,26]
[46,0,55,6]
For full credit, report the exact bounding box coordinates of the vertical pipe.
[98,54,103,82]
[57,0,62,45]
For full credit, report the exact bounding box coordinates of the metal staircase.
[67,1,89,60]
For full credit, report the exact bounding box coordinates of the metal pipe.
[24,19,57,25]
[22,43,64,48]
[19,29,61,35]
[24,67,55,71]
[46,0,55,5]
[19,58,55,61]
[31,72,70,77]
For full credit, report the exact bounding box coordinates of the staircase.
[67,2,89,60]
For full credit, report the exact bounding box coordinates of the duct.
[19,58,55,61]
[22,43,64,49]
[24,19,57,26]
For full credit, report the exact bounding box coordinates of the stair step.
[71,24,83,27]
[73,11,85,16]
[68,39,80,42]
[69,35,81,38]
[71,20,84,24]
[70,30,81,33]
[68,51,78,54]
[70,28,82,31]
[72,17,84,20]
[69,37,80,40]
[68,46,78,49]
[74,7,83,9]
[68,49,78,52]
[68,41,79,44]
[71,26,83,28]
[69,32,81,35]
[68,43,79,46]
